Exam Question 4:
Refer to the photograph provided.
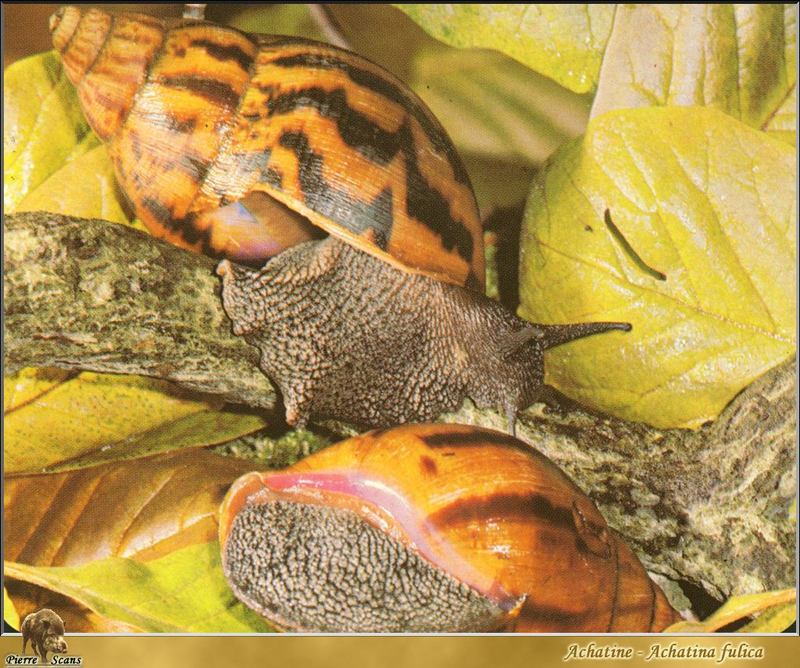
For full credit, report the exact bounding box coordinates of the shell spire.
[50,6,166,140]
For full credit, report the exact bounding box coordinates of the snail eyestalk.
[539,321,632,350]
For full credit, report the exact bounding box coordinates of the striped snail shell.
[219,424,680,633]
[49,5,485,289]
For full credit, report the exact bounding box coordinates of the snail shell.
[219,424,679,633]
[50,6,485,289]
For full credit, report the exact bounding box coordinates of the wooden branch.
[4,211,795,602]
[4,211,276,411]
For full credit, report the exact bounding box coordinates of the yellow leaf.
[4,587,21,631]
[665,589,796,633]
[3,372,266,473]
[16,144,134,226]
[4,52,97,212]
[3,367,73,413]
[4,542,273,633]
[519,107,796,428]
[592,4,796,141]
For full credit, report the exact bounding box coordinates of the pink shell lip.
[246,469,520,611]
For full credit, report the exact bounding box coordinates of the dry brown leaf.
[5,449,253,567]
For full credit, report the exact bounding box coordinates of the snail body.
[219,424,680,633]
[51,6,630,431]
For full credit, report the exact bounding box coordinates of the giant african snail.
[50,6,630,431]
[219,424,680,632]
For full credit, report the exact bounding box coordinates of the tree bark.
[4,211,275,411]
[4,211,796,602]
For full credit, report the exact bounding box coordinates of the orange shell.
[51,6,485,289]
[219,424,680,633]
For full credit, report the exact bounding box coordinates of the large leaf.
[4,371,267,473]
[5,450,253,566]
[395,5,615,94]
[3,52,97,212]
[4,542,273,633]
[592,4,797,144]
[15,144,135,225]
[518,106,796,429]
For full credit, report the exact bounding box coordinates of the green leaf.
[395,5,615,94]
[591,4,796,143]
[224,3,326,41]
[518,107,796,429]
[4,371,267,473]
[3,52,96,212]
[410,47,590,211]
[4,542,273,633]
[412,48,590,165]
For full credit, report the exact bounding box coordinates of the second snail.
[219,424,680,633]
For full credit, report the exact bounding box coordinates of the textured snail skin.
[219,424,681,633]
[218,238,629,430]
[224,501,515,633]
